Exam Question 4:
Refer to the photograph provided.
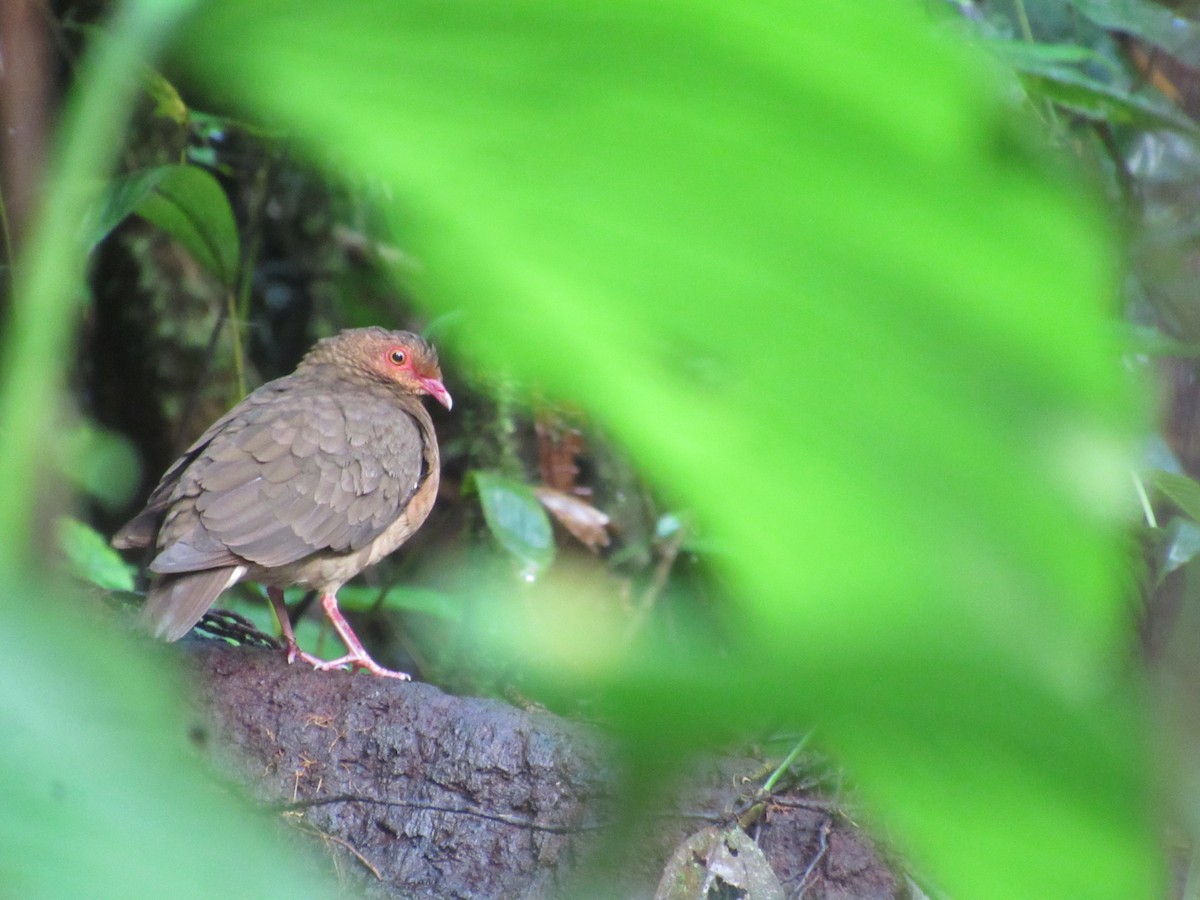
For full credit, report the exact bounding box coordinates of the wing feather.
[148,384,427,573]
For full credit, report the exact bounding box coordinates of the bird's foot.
[293,649,411,681]
[268,587,304,665]
[282,640,300,665]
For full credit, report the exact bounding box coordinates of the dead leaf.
[533,486,611,551]
[654,825,785,900]
[535,414,588,493]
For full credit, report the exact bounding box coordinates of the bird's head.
[306,327,453,410]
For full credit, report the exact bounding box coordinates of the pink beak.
[421,377,453,410]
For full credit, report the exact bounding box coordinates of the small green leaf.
[57,517,135,592]
[470,471,555,575]
[1148,469,1200,522]
[985,38,1123,81]
[85,168,163,249]
[142,69,189,125]
[86,164,240,285]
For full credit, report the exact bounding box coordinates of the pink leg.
[267,586,302,664]
[292,591,410,680]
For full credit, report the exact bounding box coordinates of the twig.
[290,819,383,881]
[794,817,831,898]
[278,793,607,835]
[764,796,839,813]
[622,526,685,644]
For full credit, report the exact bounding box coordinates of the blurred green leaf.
[142,68,188,125]
[86,164,240,285]
[1020,68,1200,133]
[1071,0,1200,68]
[56,516,135,591]
[983,29,1199,133]
[0,0,335,893]
[1148,469,1200,522]
[1160,517,1200,576]
[986,37,1124,79]
[169,2,1155,896]
[0,577,335,897]
[56,422,140,510]
[469,470,555,575]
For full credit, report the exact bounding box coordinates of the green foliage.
[1072,0,1200,65]
[469,470,555,576]
[57,516,136,591]
[0,1,334,894]
[87,164,240,285]
[163,1,1152,896]
[0,575,334,897]
[2,0,1170,897]
[1018,59,1199,131]
[1149,469,1200,523]
[56,422,141,511]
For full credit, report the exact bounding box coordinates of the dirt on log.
[184,642,901,898]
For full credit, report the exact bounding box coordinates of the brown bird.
[112,327,452,679]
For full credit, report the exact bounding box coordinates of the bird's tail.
[141,566,247,642]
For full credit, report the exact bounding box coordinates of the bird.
[111,327,452,679]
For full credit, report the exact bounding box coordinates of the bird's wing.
[149,383,429,575]
[112,378,293,551]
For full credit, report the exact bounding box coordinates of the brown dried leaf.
[535,415,588,494]
[533,486,611,552]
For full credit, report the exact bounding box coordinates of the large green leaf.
[167,2,1156,896]
[87,164,240,285]
[0,578,335,897]
[0,0,333,894]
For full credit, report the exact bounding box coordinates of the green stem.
[225,287,246,399]
[1012,0,1034,42]
[1132,472,1156,530]
[762,731,813,794]
[0,179,13,270]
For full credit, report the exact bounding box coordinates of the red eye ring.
[388,348,406,366]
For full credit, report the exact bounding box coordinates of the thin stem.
[762,731,813,794]
[1013,0,1035,42]
[225,287,245,399]
[1132,471,1157,530]
[0,180,13,270]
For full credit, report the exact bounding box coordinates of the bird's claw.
[287,647,411,680]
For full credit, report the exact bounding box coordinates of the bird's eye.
[388,349,406,366]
